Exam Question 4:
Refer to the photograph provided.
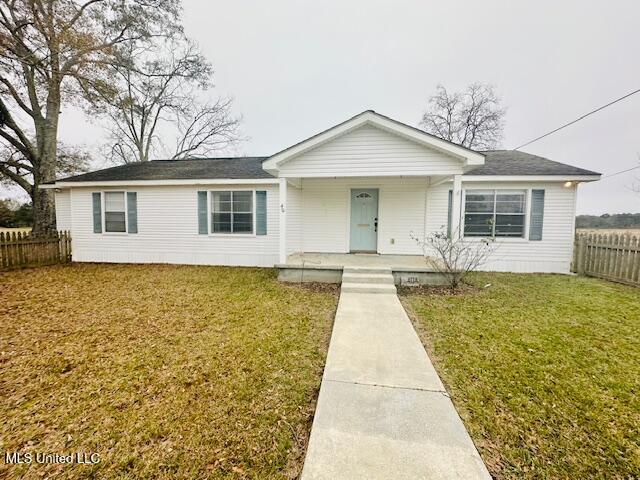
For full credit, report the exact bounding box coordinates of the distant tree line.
[0,199,33,228]
[576,213,640,229]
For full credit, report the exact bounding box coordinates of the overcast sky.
[4,0,639,215]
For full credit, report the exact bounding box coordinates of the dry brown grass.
[577,228,640,236]
[0,264,338,479]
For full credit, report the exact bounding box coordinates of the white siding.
[298,177,426,255]
[426,181,577,273]
[68,185,279,267]
[55,190,72,231]
[287,184,303,254]
[60,179,577,273]
[277,124,464,178]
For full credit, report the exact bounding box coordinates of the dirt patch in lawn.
[0,263,339,479]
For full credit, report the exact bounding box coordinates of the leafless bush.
[412,229,496,290]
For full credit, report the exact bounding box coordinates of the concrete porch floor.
[284,252,432,270]
[278,253,446,285]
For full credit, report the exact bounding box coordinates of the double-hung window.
[104,191,127,233]
[211,191,254,234]
[464,190,526,238]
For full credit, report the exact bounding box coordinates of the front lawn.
[402,274,640,479]
[0,264,338,479]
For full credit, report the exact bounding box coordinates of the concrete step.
[341,272,395,285]
[341,282,397,294]
[343,267,392,275]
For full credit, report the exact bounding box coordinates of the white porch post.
[451,174,462,239]
[278,177,287,264]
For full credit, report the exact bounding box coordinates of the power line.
[600,164,640,180]
[514,87,640,150]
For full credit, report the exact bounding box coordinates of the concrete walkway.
[300,268,491,480]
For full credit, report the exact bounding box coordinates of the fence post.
[66,231,72,262]
[576,234,587,275]
[633,236,640,284]
[624,234,632,281]
[0,232,5,268]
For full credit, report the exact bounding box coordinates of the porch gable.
[262,110,485,178]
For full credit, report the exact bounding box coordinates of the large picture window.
[104,191,126,232]
[464,190,526,238]
[211,191,254,234]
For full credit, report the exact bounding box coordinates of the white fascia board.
[41,178,279,189]
[277,169,463,179]
[262,111,485,170]
[461,175,601,182]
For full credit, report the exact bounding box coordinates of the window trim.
[102,190,129,235]
[462,188,529,240]
[207,189,257,237]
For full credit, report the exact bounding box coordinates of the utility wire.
[514,87,640,150]
[600,164,640,180]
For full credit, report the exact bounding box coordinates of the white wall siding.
[55,189,72,231]
[299,177,426,255]
[278,125,464,177]
[287,184,303,254]
[425,183,450,234]
[68,185,279,267]
[426,181,577,273]
[59,179,577,274]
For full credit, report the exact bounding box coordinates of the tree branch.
[0,75,34,116]
[0,162,32,193]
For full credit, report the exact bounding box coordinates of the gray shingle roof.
[52,150,599,183]
[469,150,600,176]
[55,157,273,183]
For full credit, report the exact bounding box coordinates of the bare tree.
[412,229,496,290]
[0,0,180,233]
[0,140,89,191]
[172,98,240,159]
[98,40,240,164]
[420,83,506,150]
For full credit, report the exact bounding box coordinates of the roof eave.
[461,174,601,182]
[40,178,280,189]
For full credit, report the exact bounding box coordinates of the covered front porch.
[275,174,464,266]
[262,110,483,272]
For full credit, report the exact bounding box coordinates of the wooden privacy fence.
[573,232,640,286]
[0,230,72,269]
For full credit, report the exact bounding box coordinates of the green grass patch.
[0,264,338,479]
[402,273,640,479]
